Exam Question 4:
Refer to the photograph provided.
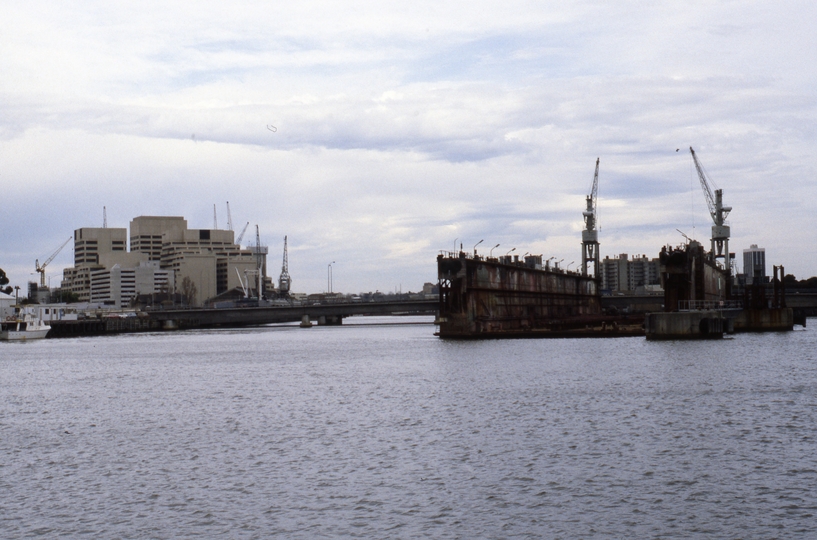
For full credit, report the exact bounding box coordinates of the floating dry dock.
[436,251,643,338]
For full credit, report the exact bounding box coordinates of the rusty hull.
[660,240,731,311]
[437,253,642,338]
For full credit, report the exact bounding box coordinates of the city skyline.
[2,2,816,293]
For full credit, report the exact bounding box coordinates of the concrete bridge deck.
[146,300,439,329]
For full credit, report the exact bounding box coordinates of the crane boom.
[689,147,732,268]
[689,147,718,223]
[36,236,71,287]
[236,222,250,245]
[583,157,600,230]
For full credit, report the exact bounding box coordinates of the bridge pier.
[299,315,313,328]
[317,315,343,326]
[162,319,178,330]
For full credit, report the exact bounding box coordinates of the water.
[1,316,816,538]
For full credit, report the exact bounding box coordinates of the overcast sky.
[2,1,816,294]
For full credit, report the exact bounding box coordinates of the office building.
[63,215,267,306]
[742,244,766,285]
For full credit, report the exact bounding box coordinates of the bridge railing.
[678,300,743,311]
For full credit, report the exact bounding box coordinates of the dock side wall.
[438,255,601,337]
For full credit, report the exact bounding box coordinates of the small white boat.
[0,313,51,341]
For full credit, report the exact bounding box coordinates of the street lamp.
[489,243,500,257]
[473,239,483,255]
[14,285,20,306]
[506,247,516,256]
[328,261,335,293]
[558,258,564,269]
[567,261,575,271]
[453,237,458,253]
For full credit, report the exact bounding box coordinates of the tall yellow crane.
[36,237,71,287]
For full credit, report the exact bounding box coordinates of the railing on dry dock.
[678,300,743,311]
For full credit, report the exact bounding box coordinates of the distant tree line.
[784,274,817,289]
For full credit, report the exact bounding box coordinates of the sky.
[1,1,816,295]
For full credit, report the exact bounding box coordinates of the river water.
[1,316,816,538]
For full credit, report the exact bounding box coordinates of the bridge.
[146,299,439,330]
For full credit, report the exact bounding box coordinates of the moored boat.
[0,312,51,341]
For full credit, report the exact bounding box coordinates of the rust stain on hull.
[437,253,643,339]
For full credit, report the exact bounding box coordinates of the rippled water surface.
[2,316,816,538]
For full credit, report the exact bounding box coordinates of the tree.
[59,290,80,303]
[783,274,817,289]
[0,267,12,295]
[180,277,198,306]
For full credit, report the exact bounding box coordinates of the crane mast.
[279,236,291,294]
[689,147,732,269]
[581,158,600,277]
[255,225,264,300]
[226,201,233,231]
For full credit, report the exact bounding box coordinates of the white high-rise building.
[742,244,766,285]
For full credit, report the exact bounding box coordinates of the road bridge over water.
[147,299,439,330]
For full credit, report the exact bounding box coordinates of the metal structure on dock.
[581,158,600,278]
[436,250,642,338]
[690,147,732,270]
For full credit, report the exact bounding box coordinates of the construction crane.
[255,225,264,300]
[581,158,600,277]
[279,236,291,294]
[689,147,732,269]
[226,201,233,231]
[235,222,250,246]
[213,204,218,229]
[36,237,71,288]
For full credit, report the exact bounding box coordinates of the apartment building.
[600,253,661,294]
